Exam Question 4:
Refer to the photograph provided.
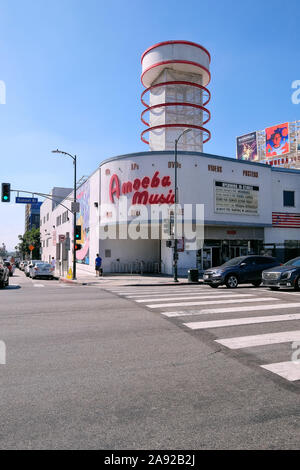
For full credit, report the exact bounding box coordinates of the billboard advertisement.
[266,122,289,157]
[236,132,258,161]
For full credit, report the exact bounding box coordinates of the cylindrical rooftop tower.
[141,40,211,152]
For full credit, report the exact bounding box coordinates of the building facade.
[40,150,300,277]
[25,202,42,232]
[40,40,300,276]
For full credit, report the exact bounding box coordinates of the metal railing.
[110,261,164,274]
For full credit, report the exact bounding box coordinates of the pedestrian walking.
[95,254,102,277]
[51,257,56,271]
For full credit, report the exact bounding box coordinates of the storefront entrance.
[198,239,263,271]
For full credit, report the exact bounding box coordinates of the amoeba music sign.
[215,181,259,216]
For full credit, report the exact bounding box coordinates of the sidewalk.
[59,271,202,287]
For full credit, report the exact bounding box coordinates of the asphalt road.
[0,271,299,449]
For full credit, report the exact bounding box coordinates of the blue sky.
[0,0,299,250]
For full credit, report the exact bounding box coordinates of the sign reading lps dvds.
[215,181,259,216]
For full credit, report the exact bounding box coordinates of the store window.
[283,190,295,207]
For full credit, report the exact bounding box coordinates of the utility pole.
[52,149,77,280]
[173,129,192,282]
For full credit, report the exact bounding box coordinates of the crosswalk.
[105,284,300,383]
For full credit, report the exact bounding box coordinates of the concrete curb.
[59,276,204,287]
[59,277,89,286]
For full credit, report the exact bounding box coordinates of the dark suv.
[203,255,279,288]
[262,256,300,291]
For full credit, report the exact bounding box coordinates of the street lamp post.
[173,128,193,282]
[52,149,77,280]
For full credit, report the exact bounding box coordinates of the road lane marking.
[261,362,300,381]
[136,294,254,303]
[184,313,300,330]
[215,330,300,349]
[197,302,300,315]
[146,297,278,309]
[33,284,45,288]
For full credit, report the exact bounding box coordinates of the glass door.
[202,248,212,270]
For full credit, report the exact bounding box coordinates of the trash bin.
[188,269,199,283]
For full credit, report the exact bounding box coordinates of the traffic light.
[1,183,10,202]
[75,244,82,251]
[75,225,82,241]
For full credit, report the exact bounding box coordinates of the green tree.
[17,228,41,259]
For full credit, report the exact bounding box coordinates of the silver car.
[25,260,40,277]
[29,262,55,279]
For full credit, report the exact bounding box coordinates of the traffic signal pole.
[174,139,179,283]
[52,149,78,281]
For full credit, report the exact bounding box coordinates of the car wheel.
[5,277,9,287]
[225,275,238,289]
[294,277,300,291]
[270,287,279,291]
[252,281,261,287]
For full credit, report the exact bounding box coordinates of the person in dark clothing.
[95,254,102,277]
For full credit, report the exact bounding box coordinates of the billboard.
[266,122,289,157]
[236,132,258,161]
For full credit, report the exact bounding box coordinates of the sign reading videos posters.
[236,132,258,161]
[266,122,289,157]
[215,181,259,216]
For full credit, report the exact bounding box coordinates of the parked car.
[29,262,55,279]
[0,261,9,288]
[203,255,279,289]
[20,261,28,271]
[262,256,300,290]
[25,260,40,277]
[4,261,15,277]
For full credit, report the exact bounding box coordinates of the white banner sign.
[215,181,259,215]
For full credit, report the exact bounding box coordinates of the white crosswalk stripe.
[136,293,254,303]
[147,297,278,309]
[261,362,300,381]
[216,330,300,349]
[184,313,300,330]
[125,290,219,298]
[112,289,210,296]
[196,302,300,315]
